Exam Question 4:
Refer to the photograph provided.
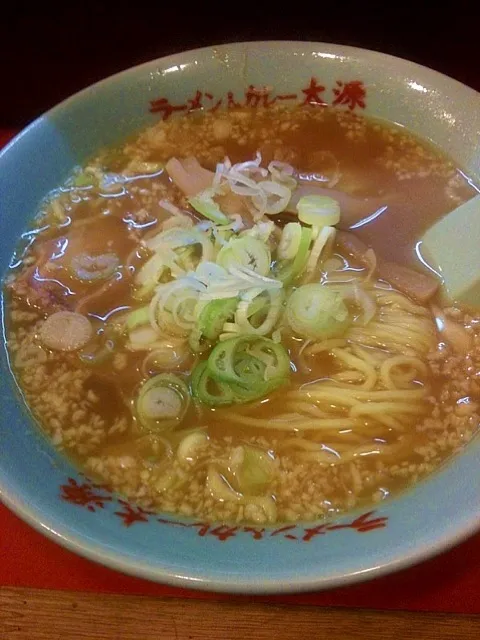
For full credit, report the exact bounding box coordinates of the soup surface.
[4,105,480,525]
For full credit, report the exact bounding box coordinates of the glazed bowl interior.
[0,41,479,594]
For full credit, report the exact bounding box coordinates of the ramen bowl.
[0,41,479,593]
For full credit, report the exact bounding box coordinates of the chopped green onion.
[234,289,284,336]
[198,297,238,340]
[286,283,350,340]
[206,465,243,502]
[188,326,211,354]
[212,336,290,385]
[275,226,312,285]
[233,446,276,495]
[174,245,198,272]
[217,237,271,276]
[135,253,168,292]
[278,222,302,261]
[177,431,208,464]
[241,220,276,243]
[145,228,214,262]
[297,195,340,227]
[191,336,290,406]
[143,339,190,372]
[136,373,190,432]
[304,226,336,278]
[191,361,235,406]
[127,326,165,351]
[150,280,205,338]
[126,306,150,331]
[188,188,230,224]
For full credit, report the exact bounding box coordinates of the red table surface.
[1,129,479,613]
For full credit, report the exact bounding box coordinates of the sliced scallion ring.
[207,336,290,387]
[275,226,312,285]
[188,188,230,224]
[191,335,290,407]
[286,283,350,340]
[217,237,271,276]
[126,306,150,331]
[296,195,340,227]
[235,289,284,336]
[136,373,190,432]
[198,297,238,341]
[278,222,302,261]
[191,361,235,406]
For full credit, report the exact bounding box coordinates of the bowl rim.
[1,40,479,594]
[2,476,480,594]
[2,39,479,158]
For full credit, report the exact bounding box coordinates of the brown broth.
[4,105,479,524]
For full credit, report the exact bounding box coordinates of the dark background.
[1,2,478,128]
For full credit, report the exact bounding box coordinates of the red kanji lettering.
[203,92,222,111]
[301,78,327,106]
[276,93,298,101]
[60,477,112,512]
[332,80,366,110]
[245,85,275,108]
[208,99,223,112]
[157,518,189,528]
[271,525,298,540]
[188,522,211,537]
[302,524,329,542]
[149,97,188,120]
[327,511,388,533]
[114,500,152,527]
[243,527,265,540]
[227,91,241,108]
[209,525,239,541]
[203,92,222,112]
[187,90,203,111]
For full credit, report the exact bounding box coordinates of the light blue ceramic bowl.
[1,42,479,593]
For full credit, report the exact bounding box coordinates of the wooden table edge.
[1,586,479,639]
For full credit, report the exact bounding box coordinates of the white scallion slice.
[127,326,162,350]
[177,431,208,464]
[188,188,230,224]
[206,465,243,502]
[253,180,292,216]
[278,222,302,261]
[135,252,168,288]
[304,226,336,277]
[231,445,276,495]
[143,339,190,370]
[241,220,276,243]
[217,237,271,276]
[235,288,284,336]
[149,279,205,337]
[297,195,341,227]
[126,306,150,331]
[286,283,350,340]
[145,228,214,262]
[136,373,190,432]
